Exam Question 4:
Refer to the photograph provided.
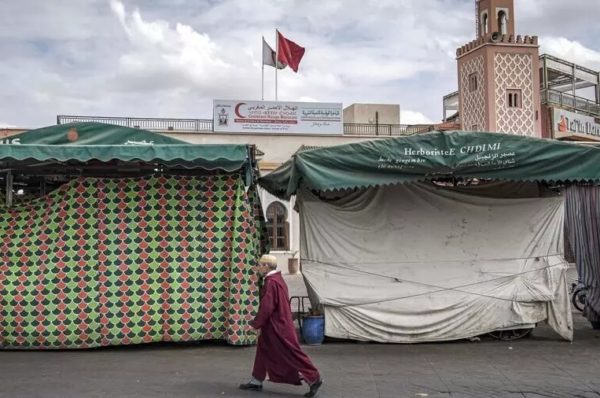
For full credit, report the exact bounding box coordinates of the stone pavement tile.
[472,348,593,398]
[302,350,378,397]
[446,391,523,398]
[333,344,451,398]
[373,382,453,398]
[556,393,600,398]
[321,378,379,398]
[447,392,526,398]
[416,349,518,397]
[369,374,451,398]
[518,392,582,398]
[545,350,600,393]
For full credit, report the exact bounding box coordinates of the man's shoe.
[304,379,323,397]
[239,382,263,391]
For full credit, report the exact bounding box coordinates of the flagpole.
[261,36,265,101]
[275,29,278,101]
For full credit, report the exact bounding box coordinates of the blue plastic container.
[301,315,325,345]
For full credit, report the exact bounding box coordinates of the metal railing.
[541,89,600,117]
[344,123,431,136]
[57,115,213,132]
[57,115,430,136]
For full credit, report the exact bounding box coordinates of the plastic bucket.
[301,315,324,345]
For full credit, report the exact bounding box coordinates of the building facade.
[539,55,600,142]
[457,0,542,136]
[452,0,600,142]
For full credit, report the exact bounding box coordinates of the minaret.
[476,0,515,38]
[457,0,541,136]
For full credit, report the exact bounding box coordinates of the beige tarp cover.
[298,183,573,342]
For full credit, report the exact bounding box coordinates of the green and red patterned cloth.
[0,174,266,349]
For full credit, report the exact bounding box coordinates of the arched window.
[498,10,507,35]
[481,13,489,36]
[507,89,521,108]
[266,202,289,251]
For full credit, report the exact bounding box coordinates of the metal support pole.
[596,73,600,105]
[542,56,548,91]
[5,171,13,208]
[442,101,445,122]
[572,64,577,100]
[261,36,265,101]
[275,29,279,101]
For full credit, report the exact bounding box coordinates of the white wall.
[160,131,385,164]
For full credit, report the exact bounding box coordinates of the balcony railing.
[57,115,428,136]
[541,89,600,117]
[343,123,429,136]
[57,115,213,132]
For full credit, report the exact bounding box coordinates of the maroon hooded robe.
[250,271,320,385]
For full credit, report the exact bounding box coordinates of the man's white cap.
[258,254,277,266]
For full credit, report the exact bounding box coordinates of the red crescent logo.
[235,103,246,118]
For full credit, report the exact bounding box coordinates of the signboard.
[213,100,343,135]
[378,140,516,171]
[553,108,600,141]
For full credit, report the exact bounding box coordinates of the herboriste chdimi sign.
[378,141,516,170]
[213,100,343,135]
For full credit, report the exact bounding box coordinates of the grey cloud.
[0,0,598,127]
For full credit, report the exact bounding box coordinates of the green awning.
[0,122,250,171]
[9,121,190,145]
[260,130,600,199]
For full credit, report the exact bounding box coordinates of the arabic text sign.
[213,100,343,135]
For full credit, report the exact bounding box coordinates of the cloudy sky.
[1,0,600,128]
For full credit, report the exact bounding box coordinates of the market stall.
[0,122,267,349]
[260,131,600,343]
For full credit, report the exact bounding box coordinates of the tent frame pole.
[5,170,13,208]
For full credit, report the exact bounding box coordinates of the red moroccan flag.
[277,31,305,73]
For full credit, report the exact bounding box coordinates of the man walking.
[239,255,323,397]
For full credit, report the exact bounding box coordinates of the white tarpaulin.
[298,183,573,343]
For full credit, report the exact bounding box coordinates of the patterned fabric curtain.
[565,185,600,324]
[0,174,266,349]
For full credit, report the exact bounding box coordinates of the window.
[498,10,508,35]
[469,73,478,92]
[507,89,521,108]
[266,202,289,251]
[481,12,489,36]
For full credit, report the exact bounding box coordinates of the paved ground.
[1,273,599,398]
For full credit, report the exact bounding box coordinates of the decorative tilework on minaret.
[457,0,542,136]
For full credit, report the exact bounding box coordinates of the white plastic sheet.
[298,183,573,342]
